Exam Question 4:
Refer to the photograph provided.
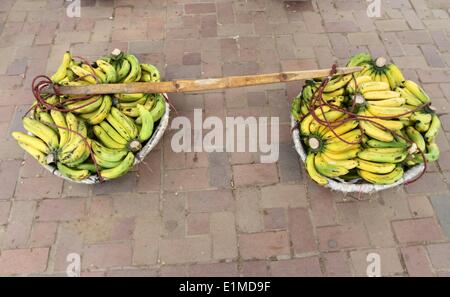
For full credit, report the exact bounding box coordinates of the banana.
[110,107,138,139]
[322,120,359,139]
[79,95,112,125]
[367,105,410,118]
[300,106,332,135]
[93,125,127,149]
[91,141,128,162]
[356,158,396,174]
[379,72,390,86]
[424,114,441,143]
[70,65,97,84]
[404,80,430,104]
[122,54,141,83]
[116,59,131,82]
[18,142,48,164]
[58,120,89,166]
[386,64,404,87]
[77,162,98,173]
[140,63,161,82]
[314,154,349,177]
[99,152,135,180]
[51,51,72,83]
[57,162,90,181]
[384,68,398,90]
[22,117,59,150]
[323,147,360,161]
[358,166,404,185]
[106,114,132,141]
[358,148,407,163]
[12,132,50,154]
[396,87,423,106]
[347,52,373,67]
[366,139,407,149]
[137,104,154,142]
[93,67,107,83]
[346,75,372,94]
[320,153,358,170]
[148,97,165,122]
[323,74,352,93]
[325,142,360,154]
[63,143,91,168]
[65,96,103,114]
[96,60,118,83]
[363,90,400,100]
[406,126,426,152]
[322,88,345,100]
[99,121,128,145]
[305,153,328,185]
[93,154,123,169]
[360,81,390,94]
[50,110,69,148]
[362,110,404,130]
[115,93,146,102]
[37,112,56,131]
[116,96,147,109]
[327,129,362,144]
[425,142,440,162]
[367,97,405,107]
[119,106,140,118]
[359,120,394,142]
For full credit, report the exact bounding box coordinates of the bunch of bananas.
[292,53,442,186]
[12,50,166,182]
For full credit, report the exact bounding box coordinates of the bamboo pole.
[45,66,363,95]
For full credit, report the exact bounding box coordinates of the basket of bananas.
[11,50,169,184]
[291,53,441,193]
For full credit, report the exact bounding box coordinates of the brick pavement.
[0,0,450,276]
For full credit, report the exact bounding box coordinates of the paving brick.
[164,167,209,192]
[430,195,450,237]
[160,236,211,264]
[15,177,63,200]
[29,222,57,248]
[210,211,237,260]
[350,248,404,277]
[264,208,287,230]
[188,262,238,277]
[401,246,433,277]
[186,213,209,235]
[324,21,359,33]
[185,3,216,14]
[405,172,448,194]
[0,248,48,275]
[392,55,429,69]
[392,218,443,243]
[235,188,263,233]
[106,269,158,277]
[239,231,290,260]
[421,44,446,68]
[289,208,316,255]
[408,195,435,218]
[426,243,450,270]
[269,257,322,276]
[36,198,85,222]
[347,32,380,45]
[240,261,269,276]
[208,152,232,188]
[162,192,185,238]
[397,30,433,44]
[133,215,161,266]
[92,172,137,195]
[83,242,132,270]
[316,225,370,251]
[2,200,36,249]
[0,160,21,200]
[260,184,307,209]
[52,223,83,272]
[0,201,10,225]
[323,252,351,276]
[402,9,425,30]
[308,181,337,227]
[187,189,234,213]
[112,193,159,217]
[232,163,278,187]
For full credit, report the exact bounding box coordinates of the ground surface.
[0,0,450,277]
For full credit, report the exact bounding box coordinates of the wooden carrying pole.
[46,66,363,95]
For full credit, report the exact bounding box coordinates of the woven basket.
[291,115,424,193]
[41,99,170,184]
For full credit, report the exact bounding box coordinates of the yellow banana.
[305,153,328,185]
[322,120,359,139]
[65,96,103,114]
[50,110,69,148]
[403,80,430,104]
[70,65,97,84]
[358,166,403,185]
[18,142,48,164]
[100,152,135,180]
[320,153,358,169]
[57,162,90,181]
[363,90,400,100]
[360,81,390,94]
[22,117,59,150]
[314,154,349,177]
[110,107,138,139]
[51,51,72,83]
[367,105,410,118]
[323,147,360,161]
[358,148,407,163]
[424,114,441,143]
[406,126,426,152]
[79,95,112,125]
[356,158,396,174]
[346,75,372,94]
[367,97,405,107]
[93,125,127,150]
[323,74,352,93]
[12,132,50,154]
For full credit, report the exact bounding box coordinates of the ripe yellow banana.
[110,107,138,139]
[360,81,390,94]
[403,80,430,104]
[18,142,48,164]
[363,90,400,100]
[57,162,90,181]
[323,147,360,161]
[320,153,358,170]
[396,87,423,106]
[356,158,396,174]
[323,74,352,93]
[79,95,112,125]
[358,166,403,185]
[96,60,118,83]
[305,153,328,185]
[12,132,50,154]
[367,105,410,118]
[22,117,59,150]
[50,110,69,148]
[51,51,72,83]
[70,65,97,84]
[93,125,127,150]
[346,75,372,94]
[358,148,407,163]
[314,154,349,177]
[367,97,405,107]
[65,96,103,114]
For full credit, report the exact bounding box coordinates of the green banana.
[136,104,154,142]
[93,125,127,149]
[79,95,112,125]
[96,60,118,83]
[140,63,161,82]
[99,152,135,179]
[424,114,441,143]
[358,148,407,163]
[57,162,90,181]
[99,121,128,145]
[116,59,131,82]
[406,126,426,152]
[91,141,128,163]
[110,107,138,139]
[122,54,141,83]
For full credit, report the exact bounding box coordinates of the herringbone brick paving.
[0,0,449,276]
